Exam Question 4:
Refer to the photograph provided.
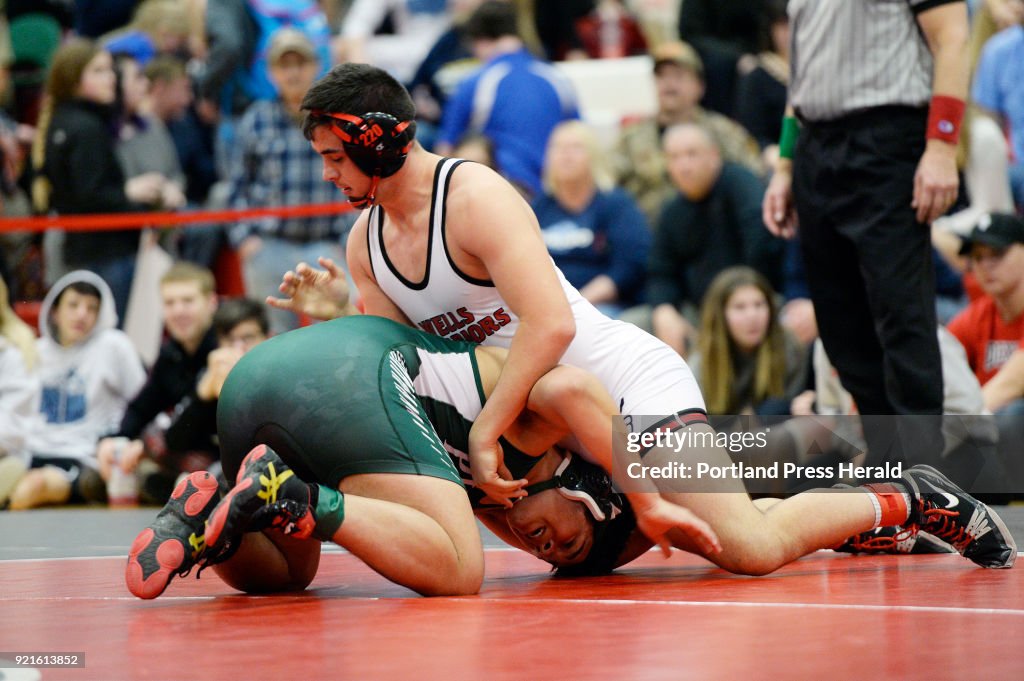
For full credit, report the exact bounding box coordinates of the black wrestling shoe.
[900,465,1017,569]
[831,482,954,557]
[204,445,316,553]
[835,525,955,555]
[125,471,230,599]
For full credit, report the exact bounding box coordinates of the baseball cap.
[958,212,1024,255]
[651,41,704,77]
[267,28,316,65]
[104,31,157,66]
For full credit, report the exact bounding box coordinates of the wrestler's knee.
[712,536,790,576]
[420,561,483,597]
[214,531,321,593]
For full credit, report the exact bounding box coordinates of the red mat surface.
[2,548,1023,680]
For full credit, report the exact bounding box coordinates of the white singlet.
[366,158,705,421]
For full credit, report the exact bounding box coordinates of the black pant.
[794,107,943,465]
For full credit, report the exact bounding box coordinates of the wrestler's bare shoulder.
[445,162,535,228]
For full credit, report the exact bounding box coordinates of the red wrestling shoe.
[204,445,316,554]
[126,471,226,599]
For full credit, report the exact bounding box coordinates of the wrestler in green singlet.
[217,315,540,507]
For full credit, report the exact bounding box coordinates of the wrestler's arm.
[473,349,720,560]
[448,165,576,504]
[493,361,720,556]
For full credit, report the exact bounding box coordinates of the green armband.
[778,115,800,159]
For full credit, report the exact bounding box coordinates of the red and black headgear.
[310,110,414,207]
[313,111,413,175]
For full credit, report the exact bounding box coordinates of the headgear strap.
[523,453,622,523]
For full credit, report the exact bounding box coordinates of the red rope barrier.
[0,202,355,233]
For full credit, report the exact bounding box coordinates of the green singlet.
[217,315,540,507]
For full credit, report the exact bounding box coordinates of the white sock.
[864,490,883,528]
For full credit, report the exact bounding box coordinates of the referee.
[762,0,969,466]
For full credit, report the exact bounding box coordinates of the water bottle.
[107,437,139,507]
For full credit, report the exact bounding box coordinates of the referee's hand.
[762,163,798,239]
[913,141,959,224]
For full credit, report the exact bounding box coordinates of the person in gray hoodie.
[8,270,146,509]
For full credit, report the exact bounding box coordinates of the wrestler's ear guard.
[312,110,415,179]
[524,452,622,522]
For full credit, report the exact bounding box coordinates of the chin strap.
[347,175,381,208]
[523,453,621,523]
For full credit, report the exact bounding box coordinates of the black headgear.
[314,110,414,178]
[523,452,622,523]
[311,110,415,207]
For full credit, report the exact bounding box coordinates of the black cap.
[958,213,1024,256]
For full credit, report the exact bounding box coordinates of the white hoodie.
[26,271,147,462]
[0,338,40,463]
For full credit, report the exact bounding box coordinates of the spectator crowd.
[1,0,1023,510]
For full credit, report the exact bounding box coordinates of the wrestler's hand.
[267,256,352,320]
[631,496,721,558]
[762,160,798,239]
[469,435,527,508]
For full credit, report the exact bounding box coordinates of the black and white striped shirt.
[789,0,962,122]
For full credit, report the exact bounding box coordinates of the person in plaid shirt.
[226,28,355,333]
